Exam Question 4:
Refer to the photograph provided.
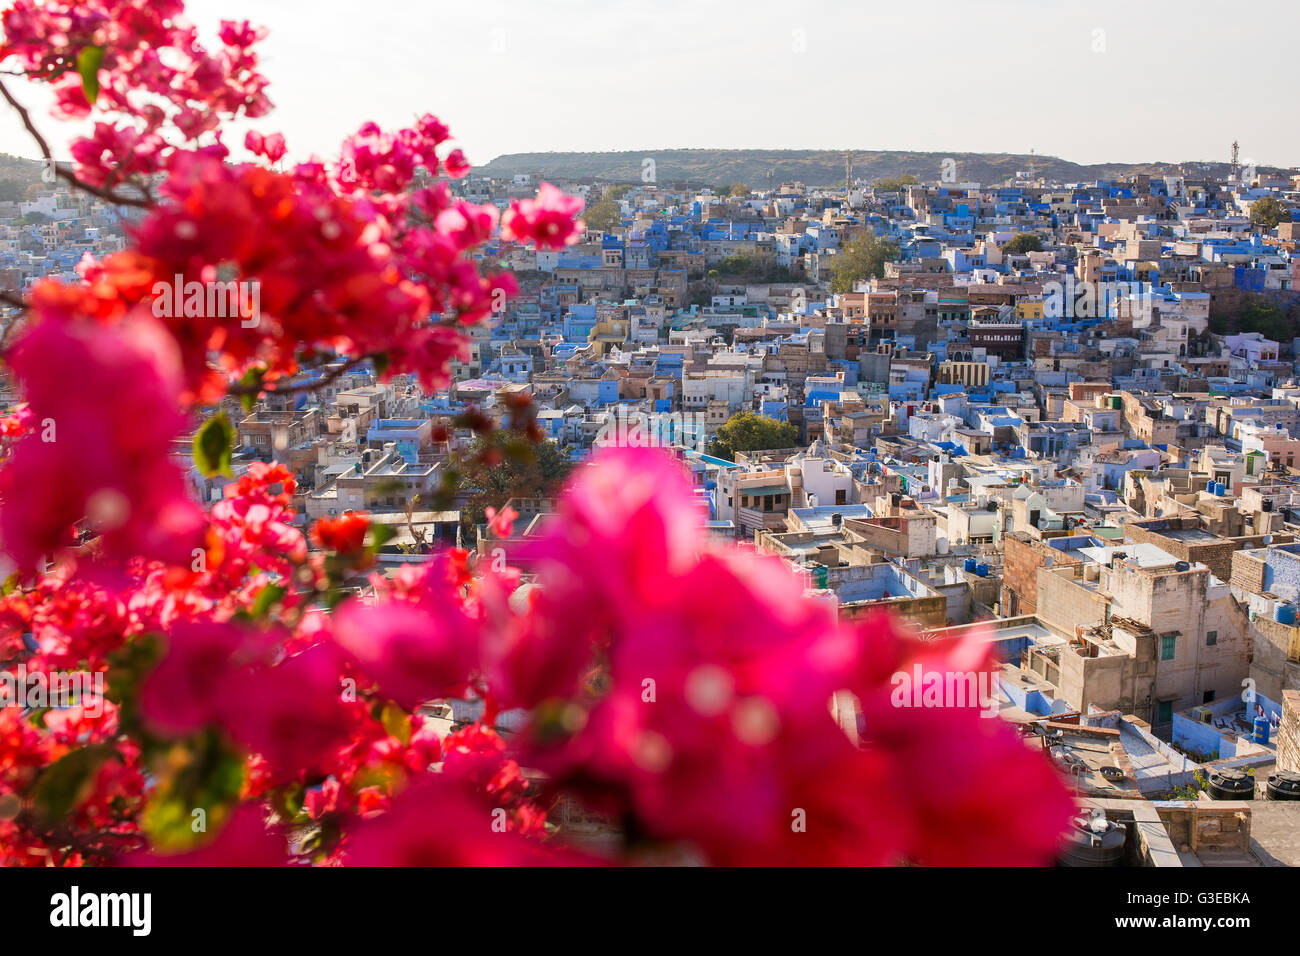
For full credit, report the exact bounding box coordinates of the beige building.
[1037,544,1249,733]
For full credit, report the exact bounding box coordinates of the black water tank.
[1206,768,1255,800]
[1266,770,1300,801]
[1059,810,1127,867]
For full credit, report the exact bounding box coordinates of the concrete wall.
[1036,566,1107,637]
[1003,533,1082,615]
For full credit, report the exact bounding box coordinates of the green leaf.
[193,413,234,478]
[379,704,411,745]
[33,744,114,820]
[238,367,265,413]
[249,582,286,619]
[142,731,245,853]
[104,632,163,740]
[77,46,105,105]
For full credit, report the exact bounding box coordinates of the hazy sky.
[2,0,1297,170]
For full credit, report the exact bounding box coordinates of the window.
[1160,635,1176,661]
[1157,700,1173,723]
[1203,690,1215,704]
[1206,630,1217,646]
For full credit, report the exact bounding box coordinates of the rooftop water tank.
[975,563,989,577]
[963,558,977,573]
[1253,716,1270,745]
[1276,603,1296,626]
[1266,770,1300,801]
[1206,768,1255,801]
[1059,809,1126,867]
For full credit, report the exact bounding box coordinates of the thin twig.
[0,76,151,209]
[0,290,27,311]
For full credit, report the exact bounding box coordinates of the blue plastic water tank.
[1277,603,1296,625]
[1216,482,1227,496]
[976,563,989,577]
[1254,716,1270,745]
[963,558,977,573]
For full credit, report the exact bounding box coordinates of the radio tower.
[844,151,853,190]
[1231,140,1240,181]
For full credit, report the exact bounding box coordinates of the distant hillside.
[478,149,1292,189]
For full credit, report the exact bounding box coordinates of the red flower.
[310,512,370,555]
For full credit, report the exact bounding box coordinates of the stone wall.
[1278,690,1300,774]
[1231,549,1267,593]
[1122,516,1239,582]
[1156,803,1252,854]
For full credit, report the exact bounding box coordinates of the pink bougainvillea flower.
[501,182,585,250]
[125,803,286,866]
[138,620,272,738]
[218,642,355,778]
[0,307,205,572]
[344,777,567,866]
[332,590,479,710]
[849,617,1077,866]
[517,446,1073,865]
[442,147,470,179]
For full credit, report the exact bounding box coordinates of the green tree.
[458,430,572,531]
[606,184,632,201]
[583,198,620,232]
[1210,294,1296,342]
[707,411,799,461]
[726,182,749,198]
[873,174,919,192]
[829,229,899,294]
[1250,196,1290,231]
[1003,232,1043,255]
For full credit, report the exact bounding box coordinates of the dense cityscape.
[0,2,1297,933]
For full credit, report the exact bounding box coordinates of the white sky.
[2,0,1296,171]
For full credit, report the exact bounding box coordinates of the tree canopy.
[1002,232,1043,255]
[1250,196,1290,231]
[458,429,572,530]
[873,174,919,192]
[707,411,799,461]
[829,229,900,294]
[582,197,620,232]
[1209,294,1298,343]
